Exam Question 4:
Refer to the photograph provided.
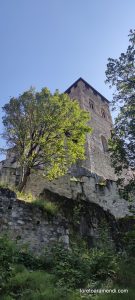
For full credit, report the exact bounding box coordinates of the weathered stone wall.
[0,163,134,220]
[0,187,116,251]
[0,78,134,229]
[24,167,134,219]
[0,186,117,251]
[0,149,19,186]
[66,79,115,180]
[0,186,134,253]
[0,188,69,253]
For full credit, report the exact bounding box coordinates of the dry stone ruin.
[0,78,134,251]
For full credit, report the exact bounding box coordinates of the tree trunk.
[18,167,31,192]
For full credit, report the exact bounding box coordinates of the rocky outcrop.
[0,160,134,219]
[25,167,135,219]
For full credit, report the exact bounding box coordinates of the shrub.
[16,191,34,202]
[32,199,58,215]
[2,270,64,299]
[40,241,119,290]
[87,248,119,281]
[123,225,135,257]
[2,269,81,300]
[0,225,134,300]
[0,235,18,289]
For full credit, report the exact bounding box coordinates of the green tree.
[2,88,91,191]
[105,29,135,192]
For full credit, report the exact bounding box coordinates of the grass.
[0,181,59,215]
[2,269,81,300]
[0,182,135,300]
[32,198,58,215]
[0,181,34,202]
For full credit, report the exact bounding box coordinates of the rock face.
[0,188,69,253]
[24,167,134,219]
[0,158,134,219]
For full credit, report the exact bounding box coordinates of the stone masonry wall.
[24,168,134,219]
[0,188,69,253]
[66,79,115,180]
[0,164,134,220]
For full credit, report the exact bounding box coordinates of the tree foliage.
[105,29,135,192]
[2,88,91,191]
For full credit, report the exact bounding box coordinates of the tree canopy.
[105,29,135,195]
[2,88,91,191]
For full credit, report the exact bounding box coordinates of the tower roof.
[65,77,110,103]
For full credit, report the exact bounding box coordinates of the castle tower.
[65,78,115,180]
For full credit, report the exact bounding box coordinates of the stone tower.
[65,77,115,180]
[0,77,116,187]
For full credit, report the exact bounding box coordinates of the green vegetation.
[2,87,91,191]
[32,198,58,215]
[15,190,34,202]
[105,29,135,196]
[0,183,59,216]
[0,227,135,300]
[0,182,34,202]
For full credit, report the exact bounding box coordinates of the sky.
[0,0,135,158]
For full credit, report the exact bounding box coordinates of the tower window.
[101,109,106,118]
[101,136,108,153]
[89,100,94,110]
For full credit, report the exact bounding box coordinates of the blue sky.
[0,0,135,157]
